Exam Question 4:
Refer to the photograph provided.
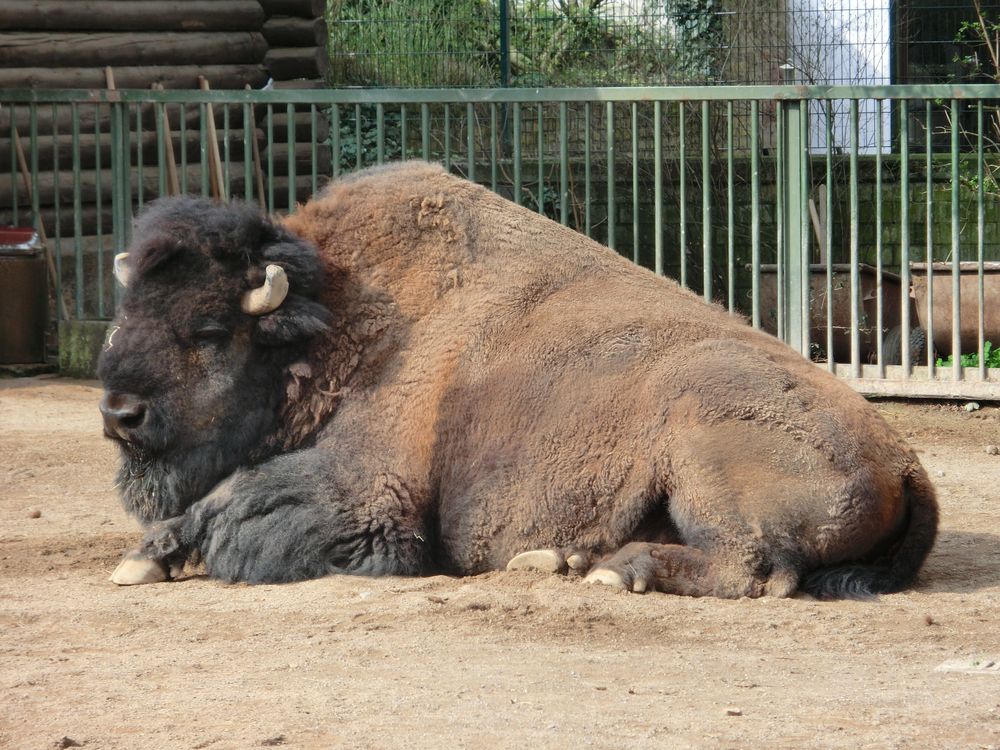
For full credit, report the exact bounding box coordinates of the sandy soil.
[1,377,999,750]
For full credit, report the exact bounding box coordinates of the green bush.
[936,340,1000,369]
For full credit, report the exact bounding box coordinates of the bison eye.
[192,323,231,343]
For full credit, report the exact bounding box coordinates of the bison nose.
[100,393,148,441]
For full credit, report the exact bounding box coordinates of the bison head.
[98,197,331,524]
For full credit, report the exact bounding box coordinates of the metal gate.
[2,84,998,398]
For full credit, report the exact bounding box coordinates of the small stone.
[27,509,41,519]
[54,738,82,749]
[935,470,946,478]
[964,401,981,412]
[725,707,743,716]
[260,735,286,747]
[924,614,935,626]
[986,445,1000,456]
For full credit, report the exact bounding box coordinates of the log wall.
[0,0,334,321]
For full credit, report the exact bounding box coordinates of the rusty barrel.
[0,227,48,364]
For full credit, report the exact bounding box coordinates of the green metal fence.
[2,84,999,398]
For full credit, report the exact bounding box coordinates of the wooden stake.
[152,83,180,196]
[198,76,227,201]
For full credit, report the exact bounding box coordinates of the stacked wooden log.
[258,0,333,206]
[260,0,328,84]
[0,1,273,319]
[0,1,269,90]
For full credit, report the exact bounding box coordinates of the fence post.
[779,63,809,356]
[499,0,510,88]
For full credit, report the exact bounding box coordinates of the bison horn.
[242,264,289,315]
[114,252,131,287]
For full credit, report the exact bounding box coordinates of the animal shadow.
[919,529,1000,593]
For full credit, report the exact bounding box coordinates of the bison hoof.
[506,549,566,574]
[584,566,649,593]
[584,567,626,589]
[566,552,589,572]
[110,554,169,586]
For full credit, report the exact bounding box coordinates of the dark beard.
[117,443,238,525]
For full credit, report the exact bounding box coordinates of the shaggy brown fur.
[103,161,937,598]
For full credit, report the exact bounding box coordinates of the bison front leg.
[111,450,431,585]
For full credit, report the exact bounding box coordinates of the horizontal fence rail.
[1,84,998,399]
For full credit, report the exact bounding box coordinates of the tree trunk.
[0,32,267,68]
[264,47,328,81]
[256,110,331,142]
[0,166,316,211]
[261,142,334,178]
[1,102,253,138]
[0,64,268,90]
[263,17,328,47]
[258,0,325,19]
[0,1,264,32]
[0,128,264,172]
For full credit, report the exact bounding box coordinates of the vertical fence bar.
[444,103,452,171]
[467,102,475,182]
[421,103,430,161]
[849,99,860,377]
[559,102,568,226]
[654,100,663,276]
[267,104,275,211]
[29,104,39,240]
[490,103,498,191]
[135,104,144,208]
[775,96,784,341]
[400,103,408,162]
[606,101,615,250]
[178,103,187,194]
[977,100,986,380]
[331,104,341,179]
[875,99,885,377]
[287,102,296,211]
[799,96,810,359]
[825,100,834,370]
[224,104,232,198]
[8,109,17,227]
[632,101,639,264]
[925,101,935,374]
[310,104,318,197]
[53,104,63,307]
[900,100,912,376]
[72,102,83,320]
[122,102,133,247]
[751,100,760,328]
[726,100,734,312]
[536,103,543,214]
[702,100,712,302]
[155,99,167,198]
[92,104,107,318]
[949,98,961,381]
[376,102,385,165]
[243,102,254,200]
[584,101,591,237]
[200,102,210,197]
[513,102,521,204]
[678,102,686,286]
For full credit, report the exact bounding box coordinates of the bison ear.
[253,297,331,347]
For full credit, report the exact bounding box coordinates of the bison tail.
[799,465,939,600]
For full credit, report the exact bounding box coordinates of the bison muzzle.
[98,161,938,599]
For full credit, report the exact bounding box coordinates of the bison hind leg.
[584,541,799,599]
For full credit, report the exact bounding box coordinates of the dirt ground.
[1,377,999,750]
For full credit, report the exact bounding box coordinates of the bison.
[99,161,937,599]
